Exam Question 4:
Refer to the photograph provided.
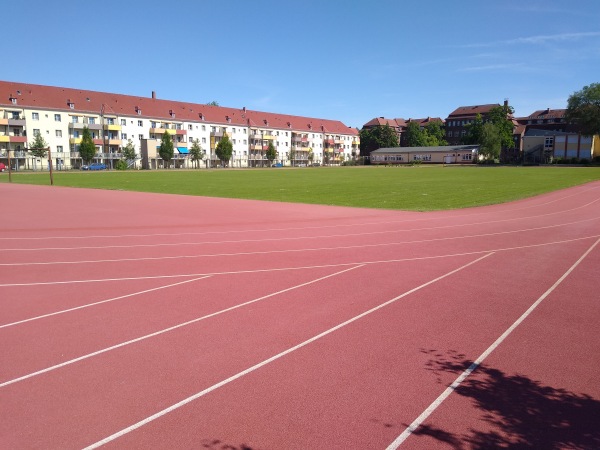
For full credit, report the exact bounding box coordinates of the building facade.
[0,81,359,170]
[370,145,479,165]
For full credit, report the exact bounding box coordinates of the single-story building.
[522,129,598,164]
[370,145,479,164]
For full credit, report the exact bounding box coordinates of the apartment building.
[0,81,359,170]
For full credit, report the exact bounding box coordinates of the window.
[243,139,247,145]
[89,117,95,125]
[73,131,79,138]
[33,128,40,136]
[138,134,144,140]
[202,137,206,144]
[122,133,127,140]
[11,98,16,104]
[151,121,157,128]
[54,114,61,122]
[462,153,472,161]
[57,145,63,153]
[188,124,193,131]
[55,130,62,137]
[544,137,554,149]
[32,113,39,120]
[106,118,114,125]
[138,120,143,127]
[189,137,194,142]
[68,103,74,109]
[233,139,237,144]
[121,119,126,125]
[176,124,182,130]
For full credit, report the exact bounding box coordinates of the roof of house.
[0,80,357,135]
[371,145,479,154]
[526,108,566,119]
[362,116,444,129]
[447,104,500,118]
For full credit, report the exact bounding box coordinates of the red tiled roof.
[447,104,500,118]
[527,108,566,119]
[0,80,357,135]
[363,117,401,128]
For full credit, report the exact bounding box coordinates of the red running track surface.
[1,182,600,449]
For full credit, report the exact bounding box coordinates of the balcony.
[150,128,176,135]
[210,130,228,138]
[10,136,27,143]
[0,118,8,125]
[8,118,26,126]
[103,124,122,131]
[262,135,275,140]
[0,135,9,143]
[69,122,102,131]
[176,129,187,135]
[249,133,262,139]
[70,138,82,144]
[250,144,262,151]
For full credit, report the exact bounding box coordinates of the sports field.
[1,178,600,448]
[3,165,600,210]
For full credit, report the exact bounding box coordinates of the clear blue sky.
[5,0,599,128]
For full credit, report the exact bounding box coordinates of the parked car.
[0,162,6,172]
[271,163,283,167]
[82,163,107,171]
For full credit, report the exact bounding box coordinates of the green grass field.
[2,166,600,211]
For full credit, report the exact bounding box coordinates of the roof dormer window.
[226,116,231,123]
[67,100,74,109]
[169,110,175,118]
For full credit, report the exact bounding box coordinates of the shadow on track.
[410,349,600,449]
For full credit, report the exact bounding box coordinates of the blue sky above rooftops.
[5,0,600,128]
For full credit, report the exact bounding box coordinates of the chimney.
[504,99,509,107]
[152,91,156,99]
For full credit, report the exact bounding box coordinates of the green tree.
[405,121,426,147]
[215,133,233,166]
[189,138,205,168]
[265,141,277,164]
[423,121,448,146]
[79,126,96,164]
[487,104,516,148]
[122,139,136,162]
[159,132,174,168]
[307,148,314,164]
[288,147,297,167]
[359,123,399,154]
[462,114,485,145]
[29,131,48,159]
[206,101,219,106]
[479,122,501,161]
[566,83,600,136]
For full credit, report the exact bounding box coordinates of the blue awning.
[177,147,189,154]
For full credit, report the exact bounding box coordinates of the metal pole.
[7,147,12,183]
[47,147,54,186]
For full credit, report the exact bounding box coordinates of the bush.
[580,158,590,165]
[410,160,422,166]
[115,159,128,170]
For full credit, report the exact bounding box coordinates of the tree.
[79,126,96,164]
[288,147,296,167]
[405,121,427,147]
[159,132,174,168]
[206,101,220,106]
[122,139,136,162]
[566,83,600,136]
[479,122,501,161]
[462,114,485,145]
[307,148,314,164]
[265,141,277,164]
[189,138,205,168]
[359,123,399,155]
[29,131,48,159]
[423,121,448,146]
[215,133,233,166]
[487,104,516,148]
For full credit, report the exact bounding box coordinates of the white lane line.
[3,196,600,253]
[2,183,598,242]
[1,234,598,288]
[0,276,211,330]
[385,236,600,450]
[3,215,599,266]
[0,265,363,387]
[83,253,494,449]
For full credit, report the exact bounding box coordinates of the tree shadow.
[410,349,600,449]
[199,438,256,450]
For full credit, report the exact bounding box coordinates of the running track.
[1,182,600,449]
